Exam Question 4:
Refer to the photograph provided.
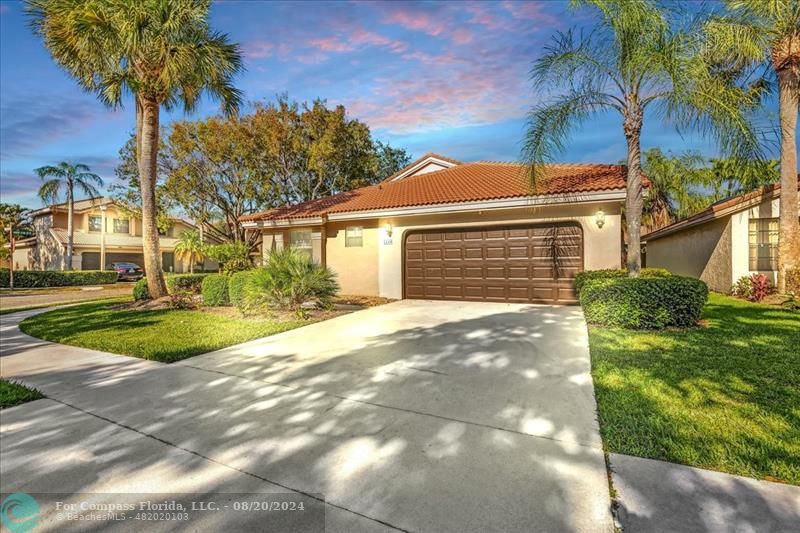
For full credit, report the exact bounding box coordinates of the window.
[113,218,130,234]
[289,229,312,259]
[749,218,778,271]
[88,216,102,232]
[345,226,363,247]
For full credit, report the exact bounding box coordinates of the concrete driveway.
[1,300,612,532]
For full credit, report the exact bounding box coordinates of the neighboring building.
[242,153,630,304]
[11,197,214,273]
[643,184,797,293]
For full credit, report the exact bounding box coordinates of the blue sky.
[0,0,771,208]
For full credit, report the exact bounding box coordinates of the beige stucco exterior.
[646,196,787,293]
[260,200,622,298]
[10,200,216,273]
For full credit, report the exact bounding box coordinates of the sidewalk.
[611,453,800,532]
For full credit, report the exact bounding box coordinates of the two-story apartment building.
[10,197,211,273]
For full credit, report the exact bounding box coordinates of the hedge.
[164,273,208,294]
[0,269,118,288]
[574,267,671,294]
[133,278,150,300]
[201,274,229,306]
[579,275,708,329]
[133,273,209,300]
[228,270,254,310]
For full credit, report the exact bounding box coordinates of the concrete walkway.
[0,301,614,532]
[611,454,800,533]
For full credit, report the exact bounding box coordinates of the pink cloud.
[500,0,558,25]
[383,9,448,37]
[242,41,274,59]
[308,36,354,53]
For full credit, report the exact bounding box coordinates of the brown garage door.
[404,222,583,304]
[81,252,145,271]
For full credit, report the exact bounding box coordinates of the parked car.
[110,262,144,281]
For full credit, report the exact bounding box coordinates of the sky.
[0,0,774,209]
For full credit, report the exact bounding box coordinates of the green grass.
[0,297,129,316]
[0,379,44,409]
[590,293,800,484]
[19,300,311,363]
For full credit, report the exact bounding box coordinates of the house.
[643,184,797,292]
[10,197,213,273]
[242,153,630,304]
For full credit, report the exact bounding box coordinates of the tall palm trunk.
[624,105,645,276]
[65,178,74,270]
[138,97,168,297]
[776,64,799,293]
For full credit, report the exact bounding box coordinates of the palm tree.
[35,162,102,270]
[524,0,760,276]
[27,0,243,297]
[704,0,800,292]
[641,149,707,231]
[174,229,204,273]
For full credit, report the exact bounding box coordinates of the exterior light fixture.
[595,209,605,229]
[385,223,393,236]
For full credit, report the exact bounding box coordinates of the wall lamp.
[595,209,605,229]
[385,223,393,237]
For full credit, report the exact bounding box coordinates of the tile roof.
[382,152,464,182]
[643,182,791,241]
[242,161,630,222]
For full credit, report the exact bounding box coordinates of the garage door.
[404,222,583,304]
[81,252,145,271]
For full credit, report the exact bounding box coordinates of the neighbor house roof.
[242,161,631,224]
[643,183,790,242]
[31,196,112,216]
[382,152,464,182]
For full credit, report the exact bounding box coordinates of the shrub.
[201,274,229,306]
[167,290,194,310]
[732,274,772,302]
[204,242,251,274]
[574,268,671,294]
[748,273,771,302]
[243,247,339,314]
[165,273,207,294]
[731,275,753,299]
[580,275,708,329]
[0,269,118,288]
[133,278,150,300]
[228,270,253,311]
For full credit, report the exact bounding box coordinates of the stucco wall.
[257,202,622,299]
[326,221,380,296]
[732,197,780,286]
[646,216,732,292]
[376,202,622,299]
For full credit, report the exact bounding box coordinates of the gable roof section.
[242,161,629,224]
[31,196,112,216]
[643,183,788,242]
[382,152,463,182]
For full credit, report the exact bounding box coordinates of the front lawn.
[19,299,315,363]
[590,293,799,485]
[0,379,44,409]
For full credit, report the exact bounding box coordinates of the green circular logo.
[1,493,40,533]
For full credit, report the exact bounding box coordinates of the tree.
[109,132,175,234]
[174,229,204,273]
[162,97,404,249]
[35,162,102,270]
[705,0,800,291]
[524,0,760,276]
[0,204,32,289]
[640,149,705,231]
[28,0,243,297]
[375,141,412,180]
[699,157,779,202]
[251,96,382,204]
